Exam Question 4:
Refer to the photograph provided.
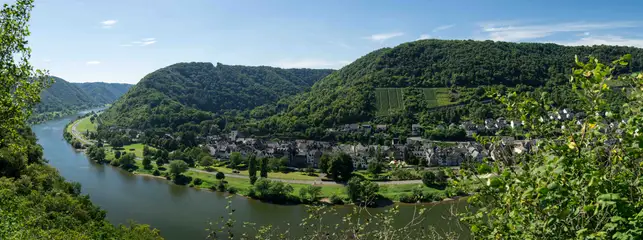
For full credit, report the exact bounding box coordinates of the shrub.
[204,167,216,172]
[390,169,421,181]
[192,178,203,185]
[329,194,344,205]
[215,172,225,180]
[227,187,237,194]
[216,181,226,192]
[398,193,415,203]
[152,169,160,176]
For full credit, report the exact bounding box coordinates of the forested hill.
[35,76,95,113]
[74,82,132,105]
[253,39,643,136]
[99,62,334,131]
[29,77,133,123]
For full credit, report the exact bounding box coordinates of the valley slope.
[99,39,643,144]
[251,39,643,138]
[99,62,333,132]
[30,77,133,123]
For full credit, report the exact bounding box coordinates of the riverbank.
[64,115,464,206]
[38,109,467,240]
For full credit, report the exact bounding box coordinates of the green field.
[75,116,97,133]
[375,88,455,115]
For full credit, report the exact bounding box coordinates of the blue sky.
[23,0,643,83]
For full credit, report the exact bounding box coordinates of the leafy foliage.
[456,55,643,239]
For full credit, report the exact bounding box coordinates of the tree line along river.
[32,109,468,240]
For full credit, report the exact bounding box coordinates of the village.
[203,113,554,170]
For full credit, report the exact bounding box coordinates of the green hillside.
[250,39,643,138]
[74,82,132,105]
[35,76,95,113]
[99,62,333,134]
[29,77,133,123]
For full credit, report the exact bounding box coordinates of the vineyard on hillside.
[375,88,456,115]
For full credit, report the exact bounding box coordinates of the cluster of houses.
[204,130,538,170]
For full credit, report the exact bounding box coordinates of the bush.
[109,159,119,166]
[158,166,166,171]
[390,169,421,181]
[152,169,160,176]
[173,174,192,185]
[329,194,344,205]
[192,178,203,185]
[215,172,225,180]
[204,167,216,172]
[476,163,492,174]
[227,187,237,194]
[216,181,226,192]
[247,188,257,198]
[398,193,415,203]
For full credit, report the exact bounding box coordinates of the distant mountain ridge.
[75,82,133,105]
[30,77,133,123]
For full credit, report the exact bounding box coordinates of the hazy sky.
[24,0,643,83]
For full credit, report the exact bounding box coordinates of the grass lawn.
[378,184,446,201]
[111,143,153,159]
[185,171,346,198]
[200,166,319,181]
[75,116,96,133]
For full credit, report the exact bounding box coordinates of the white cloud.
[365,32,404,42]
[86,61,100,65]
[480,21,638,41]
[122,38,157,47]
[561,35,643,48]
[417,34,431,40]
[433,24,455,32]
[100,19,117,29]
[273,59,349,69]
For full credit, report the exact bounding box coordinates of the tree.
[142,156,152,169]
[215,172,225,180]
[319,154,331,173]
[119,153,136,169]
[114,150,121,159]
[169,160,189,177]
[346,177,379,205]
[260,157,268,178]
[422,171,436,188]
[229,152,242,169]
[457,55,643,239]
[298,185,322,203]
[248,155,257,184]
[328,152,354,181]
[143,145,151,156]
[199,155,214,167]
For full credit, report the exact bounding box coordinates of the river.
[32,110,468,240]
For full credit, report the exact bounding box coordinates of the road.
[70,118,93,146]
